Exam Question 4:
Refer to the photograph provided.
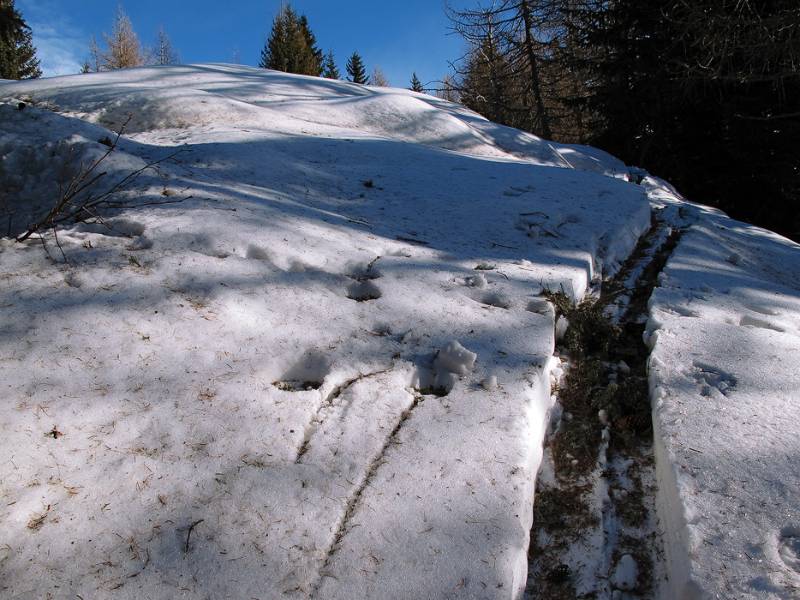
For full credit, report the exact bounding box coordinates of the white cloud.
[18,0,87,77]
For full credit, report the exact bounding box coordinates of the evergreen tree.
[346,51,367,84]
[102,5,142,69]
[0,0,41,79]
[459,30,514,126]
[298,15,322,75]
[410,72,424,92]
[260,4,322,76]
[0,0,21,41]
[322,50,339,79]
[448,1,554,137]
[558,0,800,240]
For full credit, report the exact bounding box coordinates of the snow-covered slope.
[0,64,798,599]
[644,181,800,599]
[0,64,647,599]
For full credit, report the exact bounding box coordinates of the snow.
[611,554,639,591]
[0,64,649,599]
[645,178,800,599]
[1,63,798,599]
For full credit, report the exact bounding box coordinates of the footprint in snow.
[463,272,513,309]
[72,218,153,250]
[739,314,785,333]
[476,291,512,309]
[692,361,736,398]
[273,350,330,392]
[345,257,382,302]
[778,527,800,574]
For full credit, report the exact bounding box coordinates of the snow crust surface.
[645,181,800,599]
[0,65,649,599]
[3,63,798,600]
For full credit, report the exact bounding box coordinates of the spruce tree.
[260,4,322,76]
[0,0,22,42]
[459,36,513,126]
[346,51,368,84]
[298,15,322,75]
[322,50,339,79]
[410,72,424,92]
[0,0,41,79]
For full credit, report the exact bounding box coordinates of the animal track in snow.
[502,184,535,197]
[664,304,700,318]
[476,291,512,309]
[345,258,381,281]
[185,233,230,259]
[64,271,82,288]
[744,303,780,317]
[345,257,382,301]
[526,298,555,316]
[692,362,737,398]
[245,244,271,261]
[346,280,382,302]
[72,218,152,249]
[778,527,800,574]
[273,350,331,391]
[739,314,785,333]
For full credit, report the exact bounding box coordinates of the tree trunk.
[519,0,552,138]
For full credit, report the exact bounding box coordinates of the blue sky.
[18,0,471,87]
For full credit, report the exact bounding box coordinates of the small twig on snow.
[184,519,204,553]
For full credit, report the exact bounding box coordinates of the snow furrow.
[294,367,393,463]
[309,390,428,598]
[527,209,684,599]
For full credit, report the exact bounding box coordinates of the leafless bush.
[15,115,186,260]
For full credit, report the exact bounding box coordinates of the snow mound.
[646,179,800,599]
[1,63,626,171]
[4,63,794,599]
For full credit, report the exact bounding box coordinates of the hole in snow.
[478,292,512,309]
[739,314,785,333]
[779,527,800,573]
[526,298,554,315]
[274,351,330,392]
[273,380,323,392]
[411,367,452,397]
[245,244,271,261]
[346,258,381,281]
[692,362,737,397]
[74,218,145,238]
[346,280,382,302]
